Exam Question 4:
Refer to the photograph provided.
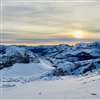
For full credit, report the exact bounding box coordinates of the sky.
[0,0,100,45]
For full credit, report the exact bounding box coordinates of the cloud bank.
[1,0,100,45]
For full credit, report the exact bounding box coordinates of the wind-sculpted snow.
[0,41,100,76]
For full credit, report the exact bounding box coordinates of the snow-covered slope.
[0,42,100,75]
[1,73,100,99]
[0,62,53,77]
[0,58,54,87]
[0,42,100,99]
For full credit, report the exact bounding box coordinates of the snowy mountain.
[0,46,40,69]
[0,42,100,76]
[0,42,100,99]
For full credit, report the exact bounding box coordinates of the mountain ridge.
[0,41,100,76]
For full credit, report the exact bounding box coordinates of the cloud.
[1,0,100,44]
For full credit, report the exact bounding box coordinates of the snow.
[0,58,54,88]
[0,42,100,99]
[57,62,75,72]
[6,46,27,57]
[1,74,100,100]
[0,60,100,100]
[0,58,53,77]
[0,63,51,77]
[70,49,100,58]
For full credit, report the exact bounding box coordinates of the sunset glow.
[71,31,84,39]
[0,0,100,45]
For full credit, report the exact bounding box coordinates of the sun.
[72,31,83,39]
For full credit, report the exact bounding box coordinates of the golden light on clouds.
[1,0,100,45]
[58,30,86,39]
[69,31,85,39]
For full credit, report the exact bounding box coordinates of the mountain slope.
[1,73,100,99]
[0,58,54,87]
[0,41,100,76]
[0,42,100,99]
